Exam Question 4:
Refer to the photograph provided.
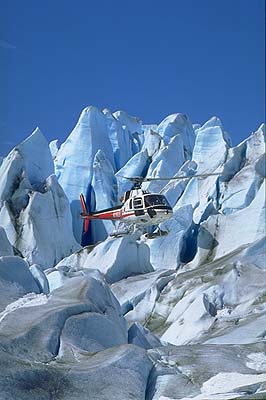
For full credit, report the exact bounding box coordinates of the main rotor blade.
[143,172,222,181]
[117,172,222,182]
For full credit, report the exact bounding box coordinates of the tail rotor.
[80,194,90,233]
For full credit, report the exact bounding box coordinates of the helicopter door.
[133,197,145,216]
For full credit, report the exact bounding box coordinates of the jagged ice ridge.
[0,106,265,400]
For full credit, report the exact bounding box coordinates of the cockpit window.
[144,195,171,208]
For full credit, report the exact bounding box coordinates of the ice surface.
[111,269,175,323]
[0,256,40,294]
[128,322,162,350]
[89,149,117,242]
[0,275,127,361]
[113,110,143,135]
[141,127,161,157]
[103,109,135,170]
[157,113,195,154]
[192,116,229,173]
[4,127,54,186]
[0,108,265,399]
[49,139,59,159]
[0,131,80,269]
[55,234,153,284]
[147,205,194,270]
[0,226,13,256]
[143,134,186,193]
[147,343,266,400]
[116,149,150,198]
[54,106,116,240]
[29,264,50,294]
[55,107,143,242]
[14,175,80,269]
[0,343,153,400]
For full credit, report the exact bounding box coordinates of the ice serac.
[14,175,80,270]
[193,180,266,266]
[192,116,230,173]
[89,149,117,243]
[157,113,195,156]
[56,234,154,284]
[102,108,135,170]
[141,126,161,157]
[143,134,186,193]
[147,205,194,270]
[0,127,53,201]
[54,106,115,241]
[113,110,143,154]
[113,110,143,134]
[49,139,59,159]
[219,123,265,214]
[115,149,150,198]
[0,130,79,269]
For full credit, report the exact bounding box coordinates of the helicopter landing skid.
[143,229,169,239]
[109,223,134,238]
[109,230,131,238]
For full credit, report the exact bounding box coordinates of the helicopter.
[80,172,221,239]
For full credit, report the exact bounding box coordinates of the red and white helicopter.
[80,173,221,239]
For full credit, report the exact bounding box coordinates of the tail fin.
[80,193,90,233]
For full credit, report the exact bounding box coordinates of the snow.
[0,107,265,399]
[161,288,213,345]
[200,372,266,398]
[147,344,266,400]
[246,352,266,372]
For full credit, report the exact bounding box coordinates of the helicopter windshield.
[144,195,171,208]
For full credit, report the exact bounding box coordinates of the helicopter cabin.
[122,189,172,222]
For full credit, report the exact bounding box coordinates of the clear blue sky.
[1,0,265,156]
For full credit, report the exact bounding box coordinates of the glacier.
[0,106,265,400]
